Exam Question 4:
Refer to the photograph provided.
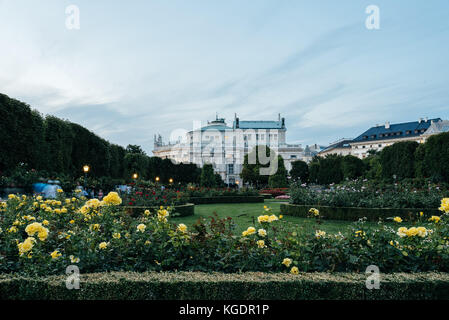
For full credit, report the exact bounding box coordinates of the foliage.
[200,164,216,187]
[268,155,289,188]
[2,271,449,300]
[120,186,188,207]
[289,180,449,209]
[289,160,309,182]
[2,192,449,276]
[417,132,449,182]
[240,146,276,187]
[380,141,419,180]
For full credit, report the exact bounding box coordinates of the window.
[227,164,234,174]
[290,155,297,159]
[261,134,265,140]
[274,134,278,140]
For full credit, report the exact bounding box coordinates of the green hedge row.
[189,196,264,205]
[280,203,441,221]
[122,203,195,218]
[1,272,449,300]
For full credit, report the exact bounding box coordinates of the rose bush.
[1,192,449,276]
[290,180,449,209]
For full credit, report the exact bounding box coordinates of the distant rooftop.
[320,139,353,153]
[352,118,441,143]
[232,120,285,129]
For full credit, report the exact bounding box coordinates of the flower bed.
[259,188,288,197]
[280,203,441,221]
[122,203,194,217]
[2,271,449,300]
[289,180,449,209]
[183,186,259,198]
[1,192,449,276]
[121,186,189,207]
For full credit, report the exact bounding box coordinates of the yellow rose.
[69,255,80,263]
[315,230,326,239]
[137,224,146,232]
[50,250,62,259]
[102,192,122,206]
[290,266,299,275]
[429,216,441,223]
[393,217,402,223]
[98,242,108,250]
[257,240,266,248]
[177,224,187,233]
[112,232,121,239]
[258,229,267,237]
[282,258,292,267]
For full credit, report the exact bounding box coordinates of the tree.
[126,145,146,155]
[380,141,418,180]
[289,160,309,182]
[200,163,216,187]
[214,173,225,187]
[308,155,344,185]
[240,145,276,187]
[268,155,288,188]
[341,155,365,180]
[417,132,449,182]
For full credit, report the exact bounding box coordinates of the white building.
[319,118,446,160]
[152,115,313,185]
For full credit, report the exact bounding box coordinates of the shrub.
[2,272,449,300]
[2,192,449,276]
[289,180,449,209]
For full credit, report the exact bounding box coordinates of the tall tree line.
[0,93,200,183]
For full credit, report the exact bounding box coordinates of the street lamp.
[132,173,138,180]
[169,178,173,184]
[83,165,90,190]
[155,176,160,183]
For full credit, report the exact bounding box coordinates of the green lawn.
[171,200,392,235]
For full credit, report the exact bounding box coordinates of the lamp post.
[132,173,138,180]
[169,178,173,184]
[155,176,160,183]
[83,165,90,191]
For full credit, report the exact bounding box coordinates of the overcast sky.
[1,0,448,154]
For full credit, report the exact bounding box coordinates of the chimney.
[235,117,239,128]
[385,121,390,129]
[278,113,281,121]
[281,117,285,128]
[419,118,423,123]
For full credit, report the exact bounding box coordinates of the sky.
[1,0,448,154]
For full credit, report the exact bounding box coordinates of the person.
[98,189,104,199]
[42,180,58,199]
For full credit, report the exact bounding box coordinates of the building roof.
[320,139,353,153]
[199,124,232,132]
[232,120,284,129]
[352,118,441,143]
[424,120,449,135]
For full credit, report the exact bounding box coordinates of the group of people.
[32,181,105,200]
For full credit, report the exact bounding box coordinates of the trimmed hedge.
[189,196,264,205]
[281,203,441,221]
[1,271,449,300]
[123,203,195,217]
